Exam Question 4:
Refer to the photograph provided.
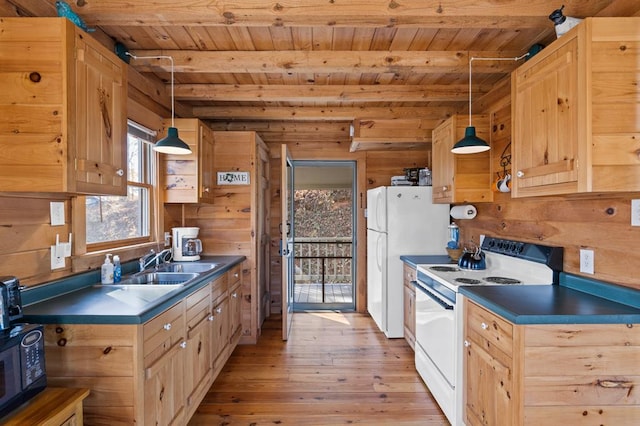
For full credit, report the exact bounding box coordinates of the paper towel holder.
[450,204,477,220]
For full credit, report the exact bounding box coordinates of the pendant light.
[451,58,490,154]
[452,54,531,154]
[126,53,192,155]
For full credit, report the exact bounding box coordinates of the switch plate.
[51,245,65,270]
[579,249,594,274]
[50,202,65,226]
[632,199,640,227]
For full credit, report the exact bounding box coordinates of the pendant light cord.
[468,53,530,125]
[126,53,175,127]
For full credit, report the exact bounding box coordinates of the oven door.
[414,279,456,424]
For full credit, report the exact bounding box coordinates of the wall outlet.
[51,245,65,270]
[164,231,171,247]
[632,199,640,227]
[579,249,594,275]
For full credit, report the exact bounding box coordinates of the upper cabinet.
[161,118,215,203]
[0,18,127,195]
[432,115,492,204]
[511,18,640,197]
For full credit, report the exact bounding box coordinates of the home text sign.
[217,171,250,185]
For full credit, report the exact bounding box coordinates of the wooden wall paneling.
[0,196,72,285]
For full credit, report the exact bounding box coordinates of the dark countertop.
[400,255,455,268]
[460,273,640,324]
[21,255,245,325]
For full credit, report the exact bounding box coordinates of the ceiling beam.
[174,84,490,103]
[193,106,453,121]
[33,0,621,28]
[130,50,523,74]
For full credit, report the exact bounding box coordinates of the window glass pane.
[86,187,150,244]
[128,134,141,183]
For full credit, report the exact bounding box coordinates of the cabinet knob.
[163,323,172,331]
[232,292,238,298]
[208,315,214,321]
[234,273,239,278]
[216,307,222,314]
[442,186,448,192]
[116,169,124,177]
[464,340,471,347]
[516,170,525,178]
[203,187,210,193]
[180,341,187,349]
[481,322,488,330]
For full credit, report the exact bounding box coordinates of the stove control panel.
[481,237,563,270]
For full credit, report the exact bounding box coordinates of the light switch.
[50,202,65,226]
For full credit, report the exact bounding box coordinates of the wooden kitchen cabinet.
[228,264,243,343]
[402,263,417,350]
[40,266,244,424]
[0,18,127,195]
[511,18,640,197]
[142,301,187,425]
[184,284,213,418]
[431,115,492,204]
[162,118,216,203]
[464,298,640,425]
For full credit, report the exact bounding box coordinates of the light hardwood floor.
[190,312,449,425]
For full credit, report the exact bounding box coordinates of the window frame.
[74,120,162,257]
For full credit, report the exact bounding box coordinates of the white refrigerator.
[366,186,449,338]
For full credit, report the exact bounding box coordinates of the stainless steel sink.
[119,272,199,285]
[156,262,222,273]
[104,284,184,307]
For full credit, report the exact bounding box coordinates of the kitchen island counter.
[460,272,640,324]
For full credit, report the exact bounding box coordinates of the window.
[86,121,156,248]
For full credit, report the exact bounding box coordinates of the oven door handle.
[413,281,454,310]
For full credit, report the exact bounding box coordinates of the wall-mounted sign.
[217,171,250,185]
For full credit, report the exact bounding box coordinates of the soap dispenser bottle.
[113,255,122,283]
[101,254,114,284]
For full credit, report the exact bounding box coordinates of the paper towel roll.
[450,205,477,220]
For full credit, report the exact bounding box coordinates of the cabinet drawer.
[466,300,513,357]
[186,284,211,325]
[143,301,185,363]
[211,274,229,303]
[228,264,241,286]
[403,263,416,285]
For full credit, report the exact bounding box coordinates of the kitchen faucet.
[138,249,172,271]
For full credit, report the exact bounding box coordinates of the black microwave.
[0,323,47,417]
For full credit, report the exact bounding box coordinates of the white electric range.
[413,237,563,425]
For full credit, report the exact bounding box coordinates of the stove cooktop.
[416,237,563,293]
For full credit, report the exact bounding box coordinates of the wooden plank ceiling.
[3,1,640,148]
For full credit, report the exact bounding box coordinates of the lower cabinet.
[42,263,244,425]
[402,263,417,350]
[464,298,640,426]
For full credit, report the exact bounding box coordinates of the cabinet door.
[144,339,187,426]
[402,283,416,350]
[431,118,455,203]
[211,297,229,369]
[229,283,242,342]
[199,124,216,202]
[465,339,514,426]
[185,313,213,407]
[74,31,127,196]
[512,37,579,197]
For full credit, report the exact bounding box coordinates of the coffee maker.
[171,227,203,261]
[0,276,23,331]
